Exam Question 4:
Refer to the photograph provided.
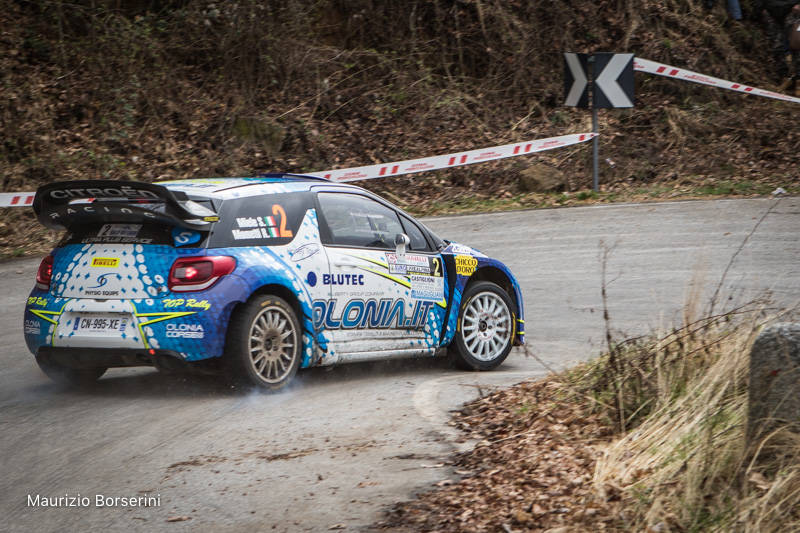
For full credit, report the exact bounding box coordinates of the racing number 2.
[431,257,441,277]
[273,204,293,238]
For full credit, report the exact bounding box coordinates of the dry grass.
[385,293,800,531]
[583,302,800,532]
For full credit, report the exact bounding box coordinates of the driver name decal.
[232,204,293,240]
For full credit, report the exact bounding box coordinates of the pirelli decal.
[91,257,119,268]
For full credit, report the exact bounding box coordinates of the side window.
[208,193,310,247]
[400,215,430,251]
[318,193,404,249]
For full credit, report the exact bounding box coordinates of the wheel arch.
[466,266,524,345]
[227,282,308,347]
[249,283,304,317]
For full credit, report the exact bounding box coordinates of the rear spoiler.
[33,180,219,230]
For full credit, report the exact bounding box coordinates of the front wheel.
[450,281,515,371]
[225,294,302,392]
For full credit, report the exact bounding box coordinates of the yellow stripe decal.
[357,266,410,288]
[348,254,389,269]
[129,300,148,349]
[136,311,196,327]
[30,309,59,325]
[50,301,71,344]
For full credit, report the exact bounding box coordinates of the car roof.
[157,174,360,200]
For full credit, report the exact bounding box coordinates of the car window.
[400,215,430,251]
[208,193,311,247]
[318,193,404,249]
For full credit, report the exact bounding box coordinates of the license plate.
[73,315,130,335]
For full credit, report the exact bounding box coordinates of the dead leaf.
[748,471,770,490]
[513,509,533,524]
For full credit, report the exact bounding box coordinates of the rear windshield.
[207,193,312,247]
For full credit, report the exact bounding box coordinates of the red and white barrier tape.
[635,57,800,105]
[308,132,597,182]
[0,132,597,205]
[0,193,35,208]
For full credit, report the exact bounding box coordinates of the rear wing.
[33,180,219,230]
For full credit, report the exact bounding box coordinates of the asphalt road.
[2,197,798,532]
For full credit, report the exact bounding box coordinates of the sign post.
[564,52,635,191]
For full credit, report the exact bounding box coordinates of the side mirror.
[395,233,410,258]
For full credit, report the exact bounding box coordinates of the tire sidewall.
[226,294,302,392]
[453,281,516,370]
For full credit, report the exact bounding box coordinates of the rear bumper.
[36,346,210,371]
[24,277,246,361]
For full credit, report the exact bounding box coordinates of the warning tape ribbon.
[0,193,35,208]
[635,57,800,105]
[0,132,597,206]
[309,132,597,182]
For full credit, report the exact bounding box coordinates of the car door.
[314,191,448,363]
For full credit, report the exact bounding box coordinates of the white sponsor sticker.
[98,224,141,239]
[386,253,431,275]
[410,274,444,302]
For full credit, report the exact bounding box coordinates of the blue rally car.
[24,175,524,391]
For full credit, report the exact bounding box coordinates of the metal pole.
[592,106,599,192]
[588,54,599,193]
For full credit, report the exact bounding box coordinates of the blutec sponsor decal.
[323,273,365,286]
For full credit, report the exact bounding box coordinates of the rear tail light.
[36,255,54,290]
[168,256,235,292]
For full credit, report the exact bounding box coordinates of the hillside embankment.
[1,0,798,256]
[380,304,800,532]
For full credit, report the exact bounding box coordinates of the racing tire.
[450,281,515,371]
[225,294,302,392]
[35,353,107,387]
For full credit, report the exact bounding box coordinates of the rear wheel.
[35,353,107,387]
[451,281,515,371]
[225,294,302,392]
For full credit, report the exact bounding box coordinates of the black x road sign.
[563,53,635,108]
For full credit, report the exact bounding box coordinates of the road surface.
[1,197,798,532]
